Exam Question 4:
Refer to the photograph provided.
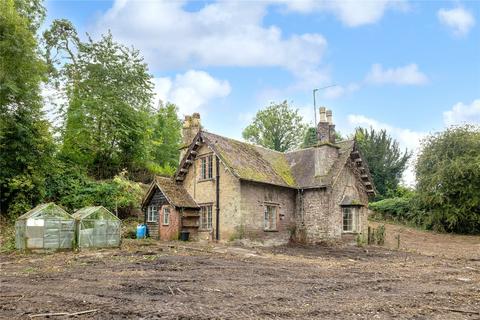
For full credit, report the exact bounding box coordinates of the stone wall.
[181,143,241,241]
[239,181,296,244]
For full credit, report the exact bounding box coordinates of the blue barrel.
[136,224,147,239]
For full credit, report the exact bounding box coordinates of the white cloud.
[438,7,475,36]
[153,70,231,116]
[365,63,429,85]
[443,99,480,126]
[93,0,327,87]
[347,114,427,186]
[322,83,360,99]
[277,0,407,27]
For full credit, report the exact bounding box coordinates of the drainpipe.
[215,155,220,241]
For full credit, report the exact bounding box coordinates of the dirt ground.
[1,223,480,319]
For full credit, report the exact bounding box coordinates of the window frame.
[263,204,278,231]
[200,205,213,230]
[162,207,170,226]
[199,155,214,180]
[147,205,158,223]
[342,207,358,233]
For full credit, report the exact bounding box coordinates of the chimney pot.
[319,107,327,122]
[326,110,333,125]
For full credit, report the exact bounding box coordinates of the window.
[264,205,277,231]
[200,155,213,180]
[343,207,358,232]
[147,205,158,222]
[200,205,213,229]
[163,207,170,225]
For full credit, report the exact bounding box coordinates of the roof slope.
[154,176,199,208]
[17,203,72,220]
[176,131,374,194]
[73,206,119,220]
[286,140,355,188]
[202,132,296,187]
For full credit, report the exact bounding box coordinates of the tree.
[0,0,54,218]
[147,102,182,173]
[416,125,480,233]
[243,101,307,152]
[44,22,154,179]
[355,127,411,198]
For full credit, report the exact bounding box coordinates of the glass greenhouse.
[73,206,121,248]
[15,203,75,250]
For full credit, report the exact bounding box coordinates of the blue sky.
[44,0,479,183]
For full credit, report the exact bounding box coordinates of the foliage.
[0,0,54,218]
[148,101,182,170]
[369,196,416,222]
[355,127,411,199]
[415,125,480,233]
[44,22,154,179]
[45,161,144,213]
[302,127,344,148]
[243,101,307,152]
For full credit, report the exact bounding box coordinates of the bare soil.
[1,223,480,319]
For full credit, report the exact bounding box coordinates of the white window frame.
[163,207,170,225]
[342,207,358,233]
[264,205,278,231]
[200,205,213,229]
[200,155,213,180]
[147,205,158,222]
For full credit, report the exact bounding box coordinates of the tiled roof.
[154,176,199,208]
[176,131,374,194]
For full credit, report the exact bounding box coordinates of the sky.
[43,0,480,185]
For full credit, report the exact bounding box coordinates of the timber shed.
[142,176,200,240]
[15,203,75,250]
[73,206,121,248]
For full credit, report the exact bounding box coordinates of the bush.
[369,196,414,222]
[416,125,480,234]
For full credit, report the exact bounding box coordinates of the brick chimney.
[314,107,339,177]
[180,113,201,161]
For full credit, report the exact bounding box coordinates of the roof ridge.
[202,130,285,154]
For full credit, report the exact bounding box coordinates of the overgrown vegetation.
[370,125,480,235]
[0,1,182,220]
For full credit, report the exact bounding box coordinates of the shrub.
[369,196,414,222]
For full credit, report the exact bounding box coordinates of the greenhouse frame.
[15,203,75,250]
[73,206,121,248]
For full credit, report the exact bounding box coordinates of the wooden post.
[367,226,371,245]
[397,234,401,249]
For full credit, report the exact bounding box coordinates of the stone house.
[142,108,375,244]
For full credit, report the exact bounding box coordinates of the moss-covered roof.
[176,131,374,193]
[153,176,199,208]
[202,132,297,188]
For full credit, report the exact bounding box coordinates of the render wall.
[181,144,241,241]
[239,181,296,244]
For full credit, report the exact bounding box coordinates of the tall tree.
[0,0,54,217]
[149,101,182,170]
[416,125,480,233]
[355,127,411,198]
[44,22,154,179]
[242,101,307,152]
